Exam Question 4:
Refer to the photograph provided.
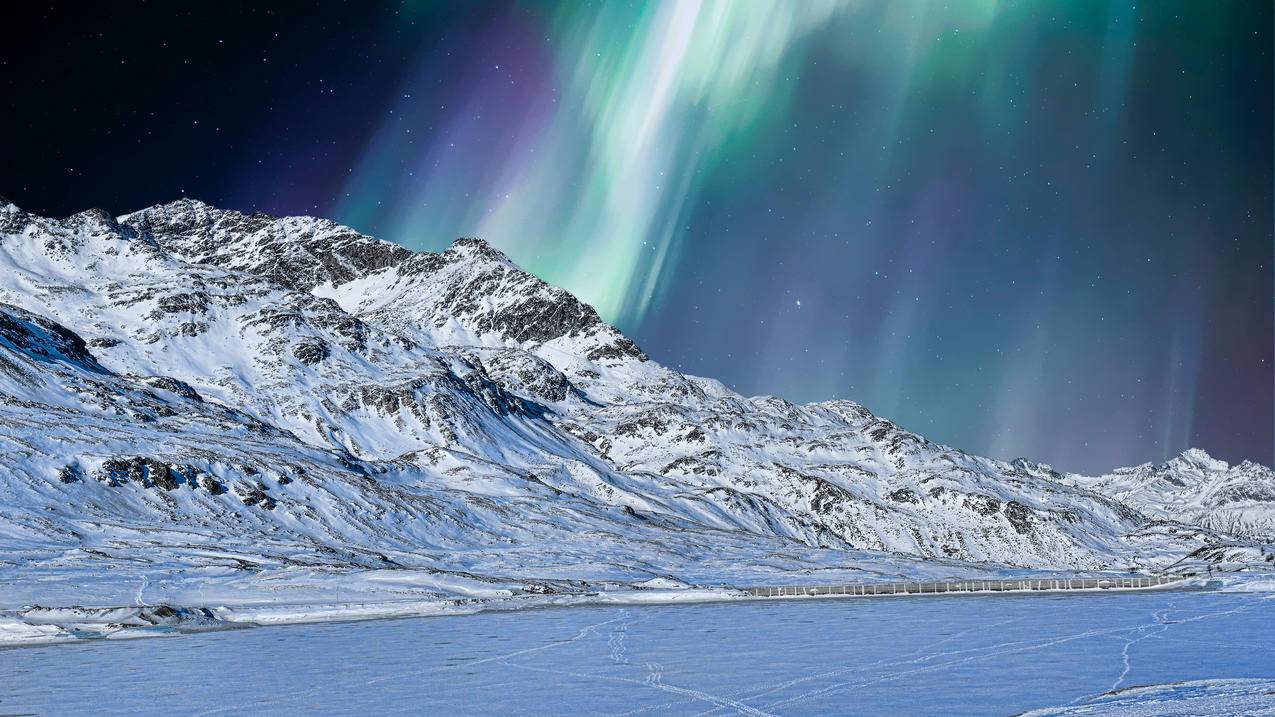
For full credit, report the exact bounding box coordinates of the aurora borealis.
[5,1,1271,472]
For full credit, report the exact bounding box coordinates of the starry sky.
[3,1,1271,472]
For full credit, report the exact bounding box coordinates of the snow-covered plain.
[1024,680,1275,716]
[1,584,1271,716]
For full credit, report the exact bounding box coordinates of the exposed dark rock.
[1004,501,1034,534]
[615,409,674,437]
[964,494,1002,516]
[0,304,104,372]
[662,454,721,477]
[236,483,276,509]
[148,461,180,490]
[143,376,201,401]
[99,456,179,490]
[198,474,227,494]
[683,427,707,443]
[888,488,919,504]
[469,349,576,403]
[1010,457,1065,482]
[174,321,208,337]
[292,340,329,365]
[586,336,646,363]
[145,292,210,320]
[804,475,856,514]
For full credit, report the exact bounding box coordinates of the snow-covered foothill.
[0,197,1270,643]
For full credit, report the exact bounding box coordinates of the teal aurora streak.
[317,1,1269,472]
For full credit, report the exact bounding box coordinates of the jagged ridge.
[0,198,1270,624]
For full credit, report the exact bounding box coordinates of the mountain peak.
[1166,447,1228,473]
[446,237,515,267]
[159,197,215,211]
[117,201,409,292]
[117,198,221,239]
[63,207,120,232]
[110,201,646,362]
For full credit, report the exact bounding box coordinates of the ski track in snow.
[601,594,1275,717]
[453,605,778,717]
[478,611,782,717]
[608,609,631,664]
[190,614,630,717]
[1083,605,1175,702]
[754,597,1270,712]
[363,613,627,686]
[15,590,1271,717]
[653,615,1035,717]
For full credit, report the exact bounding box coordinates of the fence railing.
[742,575,1183,598]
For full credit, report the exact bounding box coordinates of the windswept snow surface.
[1,586,1271,716]
[0,198,1271,642]
[1023,679,1275,717]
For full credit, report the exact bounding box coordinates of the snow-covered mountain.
[1060,448,1275,541]
[0,197,1270,629]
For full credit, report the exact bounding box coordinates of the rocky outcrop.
[0,198,1266,587]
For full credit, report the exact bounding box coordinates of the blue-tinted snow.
[2,590,1271,716]
[1024,678,1275,716]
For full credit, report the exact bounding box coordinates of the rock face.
[0,197,1269,596]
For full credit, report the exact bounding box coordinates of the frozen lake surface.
[2,590,1272,716]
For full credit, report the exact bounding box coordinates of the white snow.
[1,587,1270,715]
[1024,679,1275,716]
[0,197,1270,646]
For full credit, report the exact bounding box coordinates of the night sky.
[4,1,1271,473]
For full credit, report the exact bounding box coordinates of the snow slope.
[0,198,1270,640]
[1061,448,1275,541]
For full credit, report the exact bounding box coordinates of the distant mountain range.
[0,197,1270,628]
